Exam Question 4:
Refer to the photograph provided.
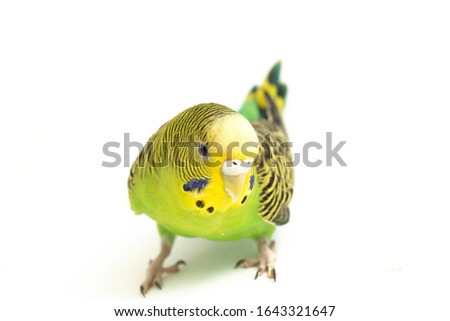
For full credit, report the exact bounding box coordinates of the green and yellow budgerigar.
[128,62,294,295]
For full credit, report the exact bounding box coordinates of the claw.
[140,285,146,297]
[176,260,186,267]
[268,266,276,282]
[235,259,245,269]
[154,281,162,290]
[254,267,262,280]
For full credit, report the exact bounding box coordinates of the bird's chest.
[144,171,268,241]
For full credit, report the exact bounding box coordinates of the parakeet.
[128,62,294,296]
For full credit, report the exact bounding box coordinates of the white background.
[1,1,449,320]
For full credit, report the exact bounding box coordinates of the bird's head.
[164,103,259,211]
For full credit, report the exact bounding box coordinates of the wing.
[252,92,294,225]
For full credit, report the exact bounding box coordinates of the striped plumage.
[252,105,293,225]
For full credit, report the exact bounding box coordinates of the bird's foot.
[235,238,277,281]
[140,259,186,296]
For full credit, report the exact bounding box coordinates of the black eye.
[198,143,209,157]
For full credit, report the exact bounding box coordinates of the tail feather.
[239,61,287,122]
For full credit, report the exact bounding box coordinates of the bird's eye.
[198,143,209,157]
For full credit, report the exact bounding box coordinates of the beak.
[221,159,252,202]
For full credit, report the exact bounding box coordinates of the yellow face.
[192,114,259,212]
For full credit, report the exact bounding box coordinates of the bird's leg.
[235,238,277,281]
[140,237,185,296]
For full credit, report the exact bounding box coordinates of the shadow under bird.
[128,62,294,296]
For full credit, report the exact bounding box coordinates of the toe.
[162,260,186,274]
[269,240,276,251]
[236,258,260,268]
